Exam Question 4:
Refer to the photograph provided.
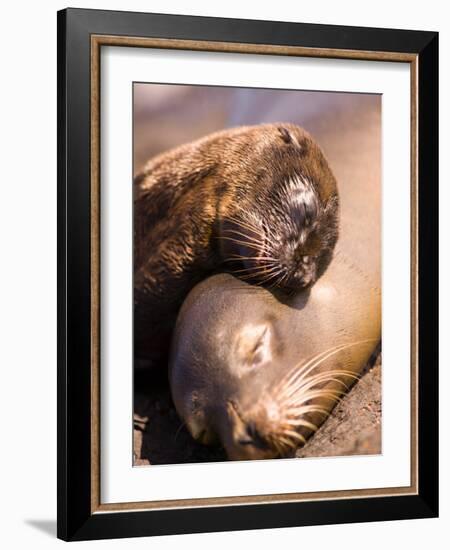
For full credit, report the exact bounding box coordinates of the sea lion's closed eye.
[237,324,272,370]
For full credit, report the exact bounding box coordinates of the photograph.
[132,84,382,465]
[54,7,439,540]
[1,0,444,546]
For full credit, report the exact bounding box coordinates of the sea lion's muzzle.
[223,400,281,460]
[280,259,317,291]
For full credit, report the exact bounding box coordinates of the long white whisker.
[217,236,262,252]
[286,392,345,413]
[284,417,317,432]
[224,214,263,234]
[223,255,276,263]
[282,429,308,444]
[280,371,359,402]
[239,268,283,282]
[274,343,353,393]
[285,405,330,417]
[223,228,263,246]
[228,265,279,276]
[286,387,344,405]
[233,264,278,274]
[253,269,285,285]
[275,339,375,395]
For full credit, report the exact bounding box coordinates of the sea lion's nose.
[282,260,316,291]
[281,273,311,292]
[237,433,270,451]
[237,436,254,446]
[227,402,268,450]
[225,400,281,460]
[237,422,270,450]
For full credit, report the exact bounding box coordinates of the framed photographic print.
[57,8,438,541]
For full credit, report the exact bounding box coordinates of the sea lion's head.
[169,274,358,461]
[218,123,339,292]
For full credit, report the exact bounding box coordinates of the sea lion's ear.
[278,126,292,144]
[237,324,272,370]
[278,126,304,151]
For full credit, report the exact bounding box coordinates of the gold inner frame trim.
[90,34,419,514]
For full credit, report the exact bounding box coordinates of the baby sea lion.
[168,111,381,460]
[134,123,339,367]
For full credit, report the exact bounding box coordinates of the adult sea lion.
[168,107,381,460]
[134,123,339,368]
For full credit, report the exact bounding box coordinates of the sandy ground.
[133,351,381,465]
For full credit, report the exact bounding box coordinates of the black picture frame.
[57,7,438,541]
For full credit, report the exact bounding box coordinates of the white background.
[0,0,447,548]
[102,48,411,503]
